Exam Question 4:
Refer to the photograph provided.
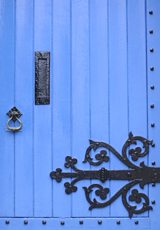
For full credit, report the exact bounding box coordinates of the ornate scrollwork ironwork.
[50,132,160,218]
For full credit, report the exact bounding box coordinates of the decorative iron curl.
[83,180,152,218]
[83,132,152,169]
[50,132,159,218]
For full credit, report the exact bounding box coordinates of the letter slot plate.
[35,52,50,105]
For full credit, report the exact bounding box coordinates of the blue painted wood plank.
[14,0,34,216]
[109,0,128,217]
[52,0,71,217]
[147,0,160,225]
[89,0,109,217]
[71,0,90,217]
[0,0,15,216]
[127,0,148,217]
[128,1,147,135]
[34,0,52,216]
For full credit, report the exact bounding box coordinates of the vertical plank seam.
[126,0,129,135]
[88,0,92,218]
[13,0,16,217]
[33,0,35,217]
[70,0,73,218]
[145,0,150,218]
[51,0,53,218]
[107,0,111,218]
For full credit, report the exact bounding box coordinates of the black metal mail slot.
[35,52,50,105]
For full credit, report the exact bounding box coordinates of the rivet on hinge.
[152,161,156,166]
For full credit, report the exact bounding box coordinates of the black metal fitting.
[149,30,154,34]
[5,220,10,225]
[24,220,28,225]
[150,85,155,90]
[151,123,155,128]
[98,220,102,225]
[135,221,139,225]
[152,161,156,166]
[60,221,65,225]
[42,220,47,225]
[151,200,156,205]
[149,11,153,15]
[150,104,155,109]
[116,221,121,225]
[150,67,154,71]
[150,48,154,53]
[79,220,83,225]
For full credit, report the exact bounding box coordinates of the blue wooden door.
[0,0,160,229]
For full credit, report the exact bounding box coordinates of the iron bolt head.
[152,183,156,187]
[149,30,154,34]
[149,11,153,15]
[60,221,65,225]
[151,123,155,127]
[151,142,155,147]
[5,220,10,225]
[150,67,154,71]
[150,104,155,109]
[151,200,156,205]
[79,220,83,225]
[150,85,155,90]
[135,221,139,225]
[150,48,154,52]
[152,161,156,166]
[42,220,47,225]
[98,220,102,225]
[24,220,28,225]
[116,220,120,225]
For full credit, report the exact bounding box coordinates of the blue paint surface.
[0,0,159,229]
